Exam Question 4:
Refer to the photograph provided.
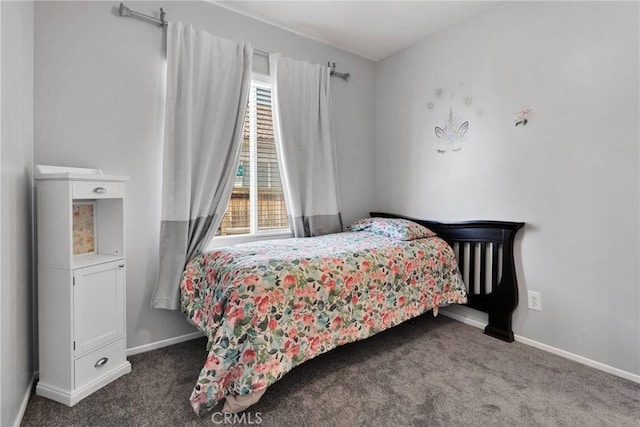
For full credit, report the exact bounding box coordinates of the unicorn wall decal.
[434,107,469,153]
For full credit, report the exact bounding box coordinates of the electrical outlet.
[528,291,542,311]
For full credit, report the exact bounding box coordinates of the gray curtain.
[269,53,343,237]
[151,23,253,310]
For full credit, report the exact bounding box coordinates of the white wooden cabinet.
[35,165,131,406]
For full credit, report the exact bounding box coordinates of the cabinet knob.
[119,263,125,268]
[94,357,109,368]
[93,187,107,194]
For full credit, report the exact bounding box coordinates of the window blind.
[217,83,288,236]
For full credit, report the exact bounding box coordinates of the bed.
[180,213,524,415]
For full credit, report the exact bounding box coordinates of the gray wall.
[374,1,639,375]
[1,1,35,425]
[34,1,376,349]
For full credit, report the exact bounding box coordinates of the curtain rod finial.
[119,2,130,17]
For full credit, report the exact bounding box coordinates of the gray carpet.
[22,315,639,427]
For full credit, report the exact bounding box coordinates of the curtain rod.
[117,2,351,81]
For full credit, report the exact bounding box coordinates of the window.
[216,75,289,238]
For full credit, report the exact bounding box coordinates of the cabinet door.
[73,261,125,356]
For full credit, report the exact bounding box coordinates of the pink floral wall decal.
[515,107,535,126]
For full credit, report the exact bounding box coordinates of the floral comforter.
[181,231,467,415]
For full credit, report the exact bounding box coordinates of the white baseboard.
[126,331,203,356]
[439,311,640,384]
[12,371,37,427]
[439,310,487,330]
[513,334,640,384]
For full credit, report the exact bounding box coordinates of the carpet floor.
[21,315,639,427]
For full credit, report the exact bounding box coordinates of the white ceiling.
[215,1,497,61]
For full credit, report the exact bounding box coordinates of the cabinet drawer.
[73,181,123,199]
[74,339,126,389]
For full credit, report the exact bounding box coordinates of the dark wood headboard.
[370,212,524,342]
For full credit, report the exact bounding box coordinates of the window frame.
[208,73,291,249]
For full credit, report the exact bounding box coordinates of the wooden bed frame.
[371,212,524,342]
